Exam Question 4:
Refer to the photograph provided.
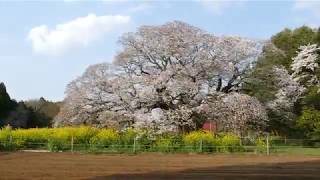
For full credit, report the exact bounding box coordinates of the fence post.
[9,135,13,149]
[199,138,203,153]
[284,136,287,145]
[47,137,49,151]
[266,135,270,156]
[71,135,74,153]
[133,137,136,153]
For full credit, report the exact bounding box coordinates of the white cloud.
[198,0,247,15]
[28,14,131,55]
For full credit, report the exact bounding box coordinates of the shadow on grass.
[89,160,320,180]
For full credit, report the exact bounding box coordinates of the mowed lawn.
[1,152,320,180]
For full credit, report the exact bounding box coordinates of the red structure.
[202,120,217,132]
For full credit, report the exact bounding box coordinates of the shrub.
[1,128,52,150]
[134,129,155,151]
[217,133,242,152]
[120,128,137,147]
[72,126,98,144]
[13,128,51,146]
[153,138,172,152]
[183,131,216,152]
[90,129,120,150]
[11,129,33,149]
[0,127,15,150]
[297,107,320,140]
[47,128,72,152]
[255,137,267,153]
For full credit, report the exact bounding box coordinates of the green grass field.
[272,147,320,156]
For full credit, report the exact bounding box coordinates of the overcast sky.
[0,0,319,101]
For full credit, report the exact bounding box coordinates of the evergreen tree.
[0,82,14,120]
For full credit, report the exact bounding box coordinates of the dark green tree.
[3,102,30,128]
[0,82,16,126]
[25,97,60,127]
[0,82,13,116]
[242,43,287,103]
[271,26,317,69]
[297,107,320,139]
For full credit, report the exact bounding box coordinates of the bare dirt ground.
[1,152,320,180]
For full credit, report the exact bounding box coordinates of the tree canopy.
[55,21,267,135]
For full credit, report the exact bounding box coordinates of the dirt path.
[0,152,320,179]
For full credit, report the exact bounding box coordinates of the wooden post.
[266,135,270,156]
[9,135,12,149]
[133,137,136,153]
[284,136,287,145]
[71,136,74,153]
[199,138,203,153]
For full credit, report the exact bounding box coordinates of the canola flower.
[0,127,248,153]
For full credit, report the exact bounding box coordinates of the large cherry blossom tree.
[55,21,267,134]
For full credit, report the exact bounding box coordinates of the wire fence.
[1,136,320,156]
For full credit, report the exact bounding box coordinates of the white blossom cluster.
[267,66,305,117]
[291,44,320,86]
[199,93,268,135]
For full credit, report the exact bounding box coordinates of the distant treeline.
[0,82,60,128]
